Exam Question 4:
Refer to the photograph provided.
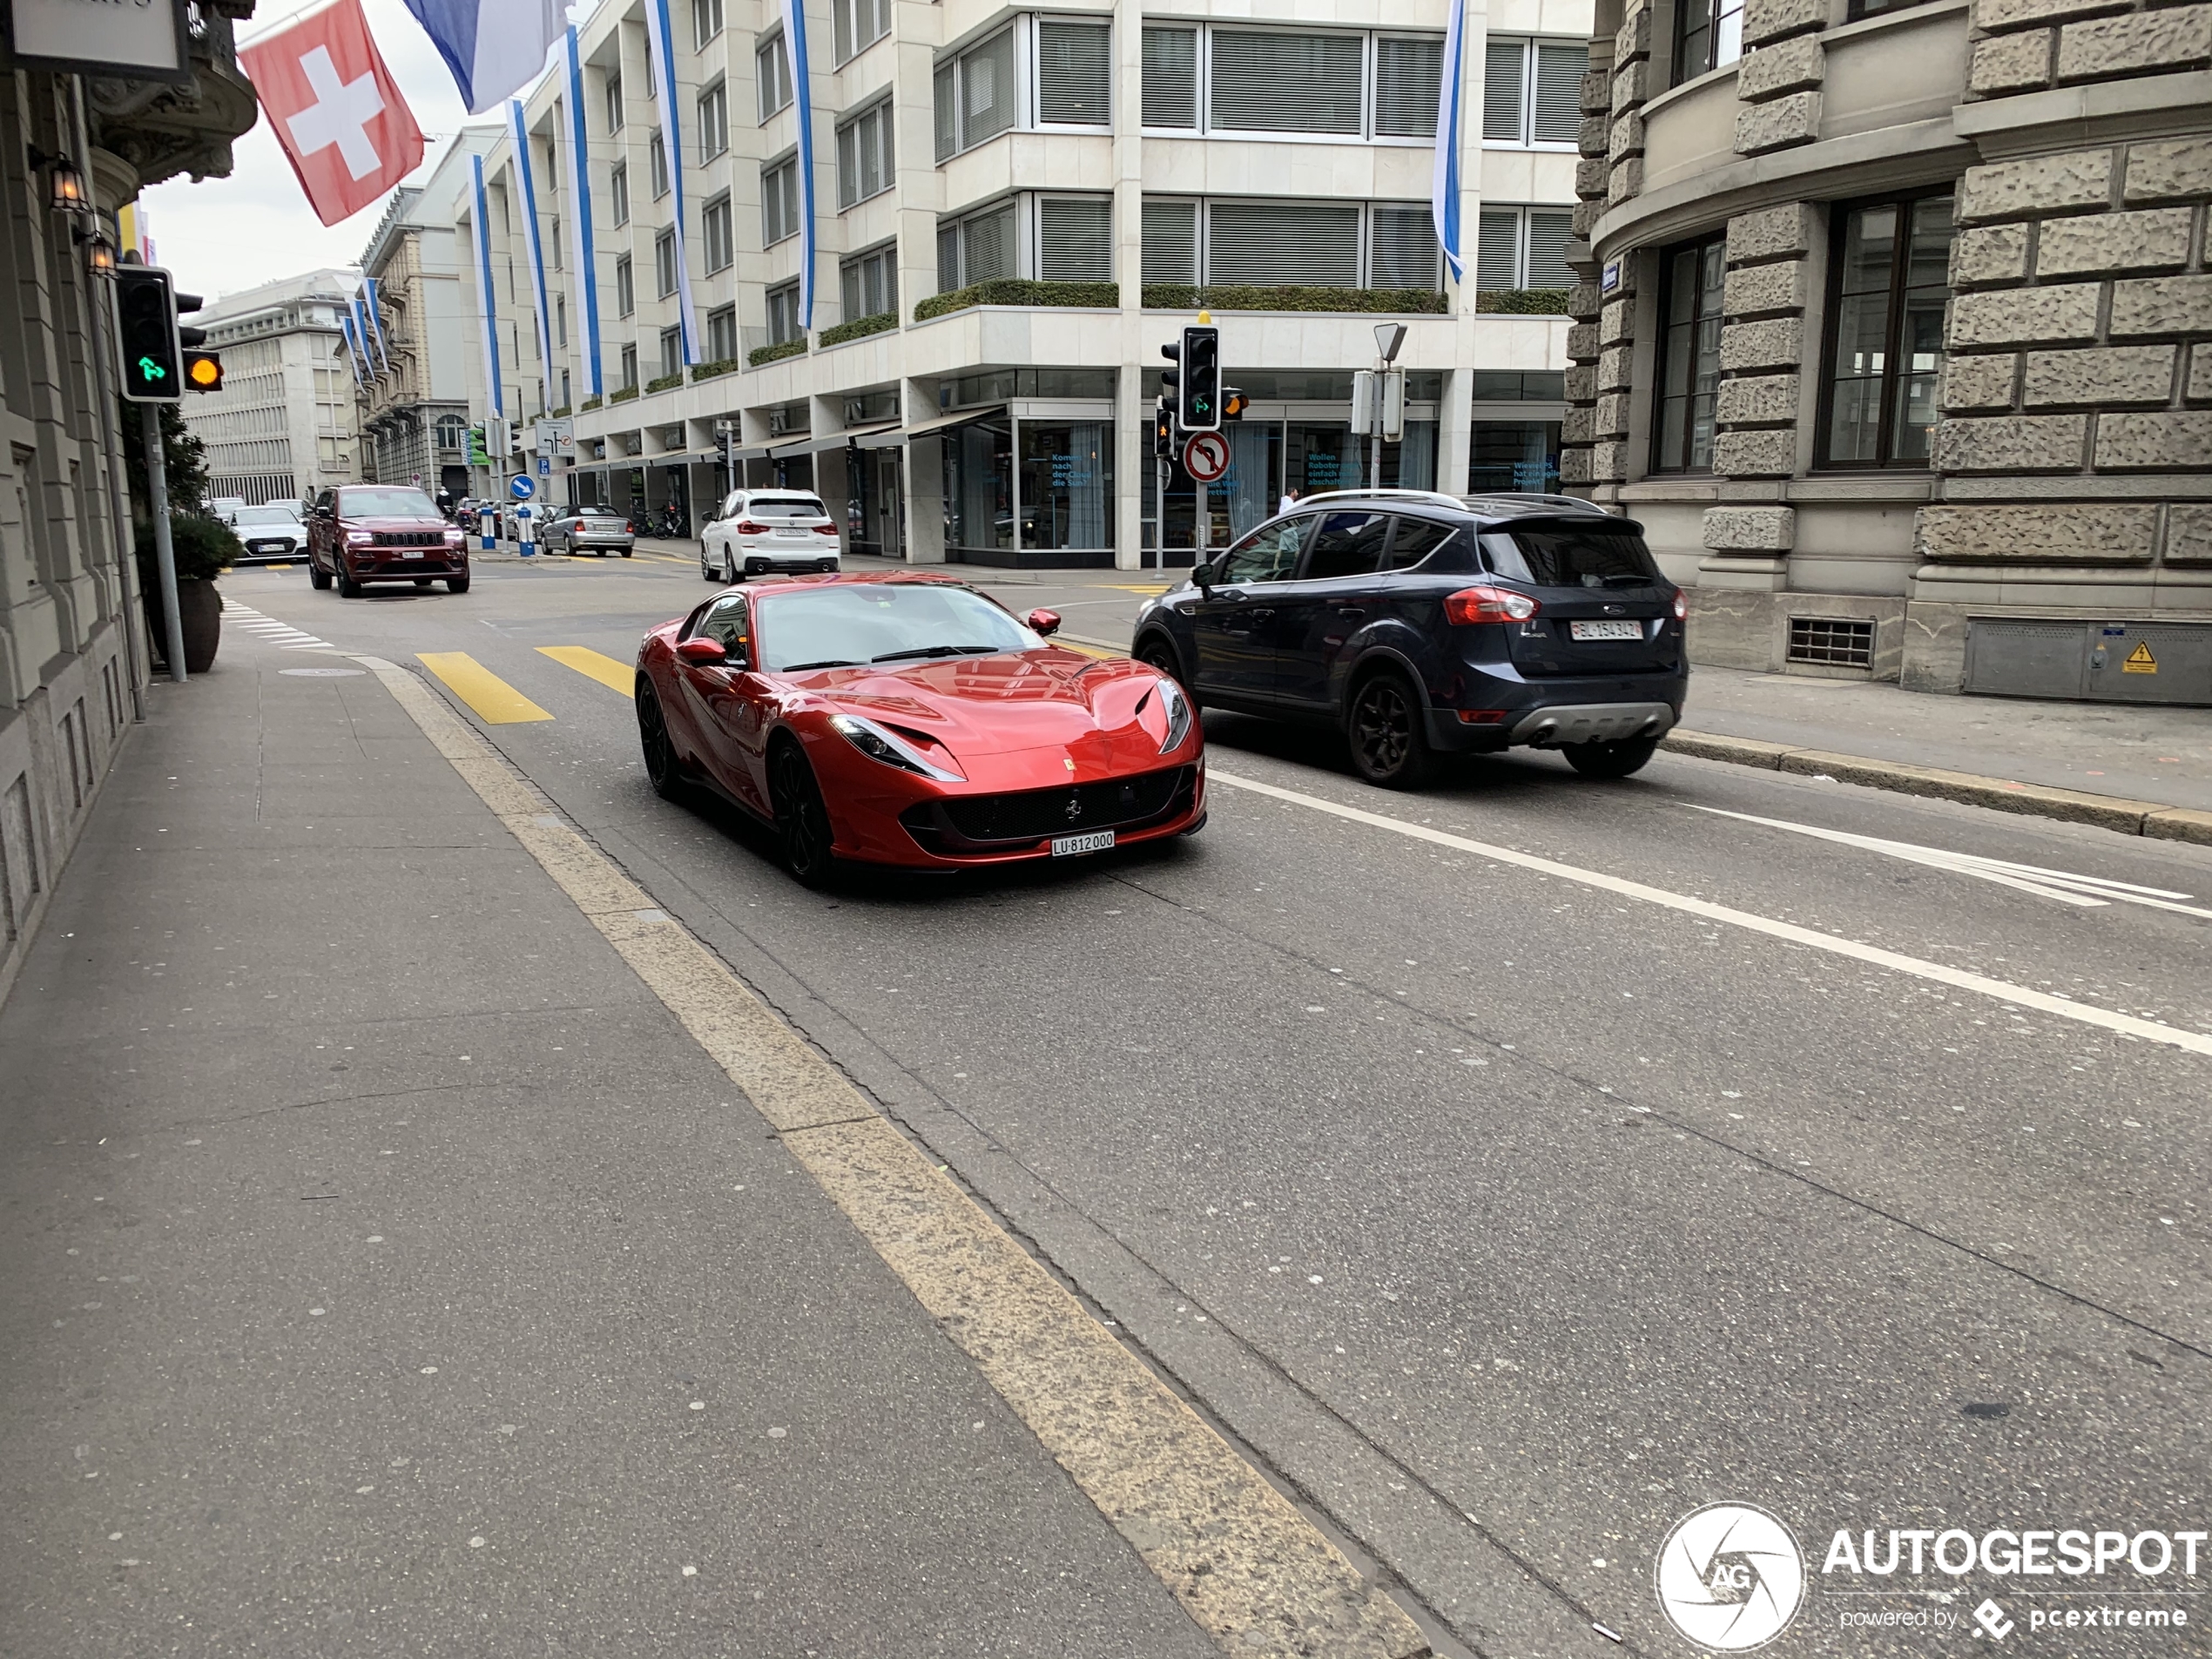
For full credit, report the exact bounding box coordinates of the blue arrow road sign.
[509,474,536,500]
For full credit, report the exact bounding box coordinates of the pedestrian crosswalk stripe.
[221,598,332,650]
[536,645,636,696]
[417,651,554,723]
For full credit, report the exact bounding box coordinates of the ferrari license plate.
[1569,619,1643,641]
[1050,829,1116,858]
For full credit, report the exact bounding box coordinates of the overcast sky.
[140,0,551,300]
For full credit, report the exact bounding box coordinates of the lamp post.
[1369,322,1406,489]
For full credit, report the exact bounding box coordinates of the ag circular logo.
[1655,1502,1805,1650]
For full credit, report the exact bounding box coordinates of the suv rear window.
[748,496,825,517]
[1479,525,1660,589]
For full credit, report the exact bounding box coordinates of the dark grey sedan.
[543,507,635,556]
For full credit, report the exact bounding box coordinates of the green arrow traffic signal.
[138,356,167,380]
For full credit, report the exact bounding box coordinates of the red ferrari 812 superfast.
[634,573,1205,884]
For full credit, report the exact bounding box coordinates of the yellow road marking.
[1055,638,1118,659]
[415,651,554,723]
[536,644,637,697]
[1102,583,1171,594]
[353,651,1428,1659]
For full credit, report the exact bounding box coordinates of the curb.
[1662,729,2212,846]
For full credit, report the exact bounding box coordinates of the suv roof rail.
[1462,492,1610,514]
[1295,488,1468,511]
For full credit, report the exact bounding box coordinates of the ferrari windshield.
[759,584,1037,672]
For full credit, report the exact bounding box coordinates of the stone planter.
[146,577,222,673]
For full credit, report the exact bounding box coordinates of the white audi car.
[698,489,841,583]
[228,502,312,563]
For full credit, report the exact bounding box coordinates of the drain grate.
[1788,616,1874,669]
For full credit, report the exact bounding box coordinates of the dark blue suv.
[1131,490,1688,788]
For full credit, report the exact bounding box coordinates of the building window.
[1142,27,1196,126]
[698,80,729,158]
[1369,203,1440,289]
[766,282,802,344]
[550,214,563,267]
[1142,198,1197,283]
[1211,30,1363,134]
[655,228,679,298]
[435,413,467,449]
[1675,0,1747,85]
[660,327,683,378]
[758,34,792,121]
[649,132,669,198]
[693,0,722,50]
[604,71,624,132]
[1483,37,1588,145]
[1020,421,1113,550]
[561,368,571,408]
[702,193,733,273]
[610,163,630,226]
[1038,195,1112,282]
[1652,234,1727,474]
[936,198,1017,291]
[762,157,799,245]
[620,343,638,389]
[616,254,635,317]
[1374,37,1443,138]
[1036,19,1110,125]
[556,294,567,346]
[707,304,738,361]
[1821,192,1954,469]
[1211,200,1358,286]
[836,100,895,209]
[1474,206,1575,289]
[833,0,889,64]
[934,25,1016,160]
[840,242,898,320]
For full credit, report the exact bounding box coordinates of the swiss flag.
[240,0,424,227]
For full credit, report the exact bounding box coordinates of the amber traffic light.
[185,352,223,391]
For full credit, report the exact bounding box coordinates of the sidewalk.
[0,646,1219,1656]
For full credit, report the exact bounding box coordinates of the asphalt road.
[209,550,2212,1656]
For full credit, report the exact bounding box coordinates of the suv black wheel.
[772,742,837,888]
[1135,637,1195,705]
[1562,735,1660,779]
[335,565,362,597]
[1347,671,1433,789]
[637,682,684,800]
[308,559,331,590]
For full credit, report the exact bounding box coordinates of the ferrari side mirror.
[1027,608,1062,637]
[675,637,727,665]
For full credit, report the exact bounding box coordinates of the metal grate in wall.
[1787,617,1874,669]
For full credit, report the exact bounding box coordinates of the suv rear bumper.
[1426,686,1683,753]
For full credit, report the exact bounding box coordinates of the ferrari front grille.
[900,765,1196,853]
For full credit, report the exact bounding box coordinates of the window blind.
[961,30,1017,151]
[937,224,960,292]
[1526,210,1575,287]
[1533,44,1588,143]
[1482,39,1525,142]
[703,195,733,273]
[934,65,957,160]
[1142,27,1197,127]
[707,306,737,361]
[1374,37,1442,138]
[1210,31,1363,133]
[655,230,678,298]
[1370,205,1439,290]
[962,202,1016,284]
[1208,201,1359,286]
[1037,20,1111,125]
[1142,198,1197,283]
[1039,197,1112,282]
[1475,209,1520,288]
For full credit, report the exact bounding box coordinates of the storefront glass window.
[1018,422,1112,550]
[944,419,1013,551]
[1469,421,1561,492]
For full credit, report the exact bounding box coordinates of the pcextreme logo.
[1655,1502,1808,1650]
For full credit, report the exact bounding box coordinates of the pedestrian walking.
[1278,486,1299,516]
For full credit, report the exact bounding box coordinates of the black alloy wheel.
[1347,672,1433,789]
[1562,735,1660,779]
[335,563,362,597]
[308,557,331,590]
[772,742,837,888]
[446,575,470,594]
[636,682,684,800]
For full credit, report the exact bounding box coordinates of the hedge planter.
[914,280,1119,322]
[145,577,222,672]
[1139,284,1447,315]
[748,338,808,367]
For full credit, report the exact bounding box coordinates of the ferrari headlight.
[828,713,965,783]
[1157,677,1193,753]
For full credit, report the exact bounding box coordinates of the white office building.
[185,270,362,506]
[445,0,1588,568]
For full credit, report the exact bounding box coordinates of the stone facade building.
[1561,0,2210,697]
[185,268,361,506]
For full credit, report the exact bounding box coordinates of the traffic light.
[1151,397,1174,459]
[1178,324,1219,431]
[468,424,490,465]
[184,352,223,392]
[1159,338,1181,413]
[1222,387,1248,422]
[115,266,183,402]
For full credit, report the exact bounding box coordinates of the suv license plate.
[1570,619,1643,641]
[1050,830,1116,858]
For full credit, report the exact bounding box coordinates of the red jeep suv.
[308,484,471,596]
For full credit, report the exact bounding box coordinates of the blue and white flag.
[779,0,816,329]
[560,27,604,399]
[507,99,556,388]
[644,0,698,361]
[1431,0,1467,284]
[469,151,504,418]
[337,314,363,386]
[403,0,565,115]
[359,276,390,373]
[346,294,375,376]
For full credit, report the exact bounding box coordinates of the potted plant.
[137,513,241,672]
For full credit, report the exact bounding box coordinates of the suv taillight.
[1671,589,1688,622]
[1443,585,1540,625]
[814,523,840,536]
[736,519,767,535]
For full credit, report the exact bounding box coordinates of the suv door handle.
[1332,606,1366,619]
[1246,608,1274,620]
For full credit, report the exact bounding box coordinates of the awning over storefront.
[902,407,1004,443]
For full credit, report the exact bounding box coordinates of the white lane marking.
[1695,806,2212,919]
[222,600,332,650]
[1206,768,2212,1058]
